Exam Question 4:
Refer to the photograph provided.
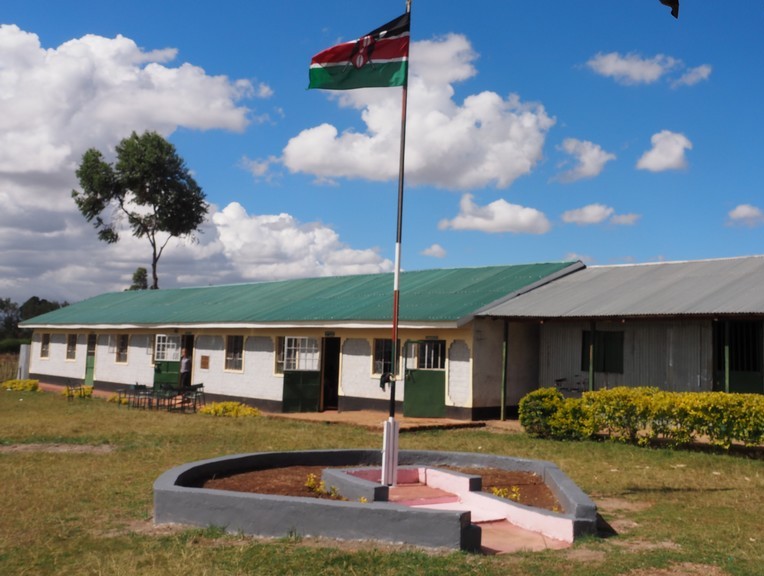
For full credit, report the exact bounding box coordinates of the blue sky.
[2,1,763,303]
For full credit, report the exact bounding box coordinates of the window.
[373,339,400,375]
[155,334,181,362]
[40,333,50,358]
[283,337,319,371]
[714,320,763,372]
[225,335,244,371]
[275,336,285,374]
[581,330,624,374]
[411,340,446,370]
[66,334,77,360]
[115,335,129,363]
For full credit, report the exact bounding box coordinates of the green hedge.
[519,386,764,449]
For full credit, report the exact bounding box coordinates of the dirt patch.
[625,562,729,576]
[203,465,560,511]
[0,443,114,454]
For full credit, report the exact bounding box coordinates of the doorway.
[321,337,341,411]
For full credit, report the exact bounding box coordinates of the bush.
[198,401,260,418]
[518,387,564,437]
[2,379,39,392]
[519,386,764,449]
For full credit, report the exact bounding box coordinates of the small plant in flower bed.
[490,485,521,502]
[198,401,260,418]
[304,473,343,499]
[2,379,39,392]
[519,386,764,449]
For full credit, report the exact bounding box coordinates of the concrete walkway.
[267,409,524,433]
[388,480,570,554]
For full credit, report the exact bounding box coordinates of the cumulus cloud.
[562,204,640,226]
[282,34,555,190]
[727,204,764,227]
[0,25,252,182]
[212,202,392,280]
[587,52,679,85]
[0,24,447,303]
[672,64,712,88]
[421,244,447,258]
[636,130,692,171]
[587,52,710,88]
[556,138,616,182]
[439,194,551,234]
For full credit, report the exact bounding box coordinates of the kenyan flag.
[309,12,410,90]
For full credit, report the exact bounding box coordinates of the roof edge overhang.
[22,320,462,332]
[460,260,587,326]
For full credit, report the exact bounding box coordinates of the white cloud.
[0,25,253,183]
[587,52,711,89]
[727,204,764,227]
[636,130,692,172]
[562,204,614,225]
[562,204,640,226]
[421,244,447,258]
[587,52,679,85]
[212,202,392,279]
[672,64,712,88]
[556,138,616,182]
[282,34,555,190]
[438,194,551,234]
[610,213,641,225]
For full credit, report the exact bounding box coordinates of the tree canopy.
[72,131,209,290]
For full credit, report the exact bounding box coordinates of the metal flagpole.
[381,0,412,487]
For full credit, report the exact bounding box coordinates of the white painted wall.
[447,340,471,407]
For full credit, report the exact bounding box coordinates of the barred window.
[40,334,50,358]
[225,335,244,371]
[411,340,446,370]
[66,334,77,360]
[581,331,624,374]
[373,339,400,375]
[115,335,129,363]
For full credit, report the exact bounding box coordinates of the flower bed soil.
[203,465,560,511]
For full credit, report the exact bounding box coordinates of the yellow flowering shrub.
[520,386,764,449]
[198,401,260,418]
[2,379,39,392]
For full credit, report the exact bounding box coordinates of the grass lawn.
[0,390,762,576]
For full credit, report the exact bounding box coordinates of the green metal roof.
[22,262,581,328]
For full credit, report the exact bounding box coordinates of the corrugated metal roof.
[22,261,579,328]
[480,255,764,319]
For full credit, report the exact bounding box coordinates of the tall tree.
[72,131,208,290]
[127,267,149,291]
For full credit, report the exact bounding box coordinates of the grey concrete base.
[154,449,596,551]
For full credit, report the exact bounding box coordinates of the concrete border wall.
[154,449,596,551]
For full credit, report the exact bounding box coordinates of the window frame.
[154,334,181,362]
[581,330,624,374]
[283,336,320,372]
[115,334,129,364]
[373,338,401,376]
[409,340,446,371]
[40,333,50,359]
[225,335,244,372]
[65,334,77,361]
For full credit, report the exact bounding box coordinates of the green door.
[283,371,321,412]
[84,334,96,386]
[403,369,446,417]
[154,361,181,389]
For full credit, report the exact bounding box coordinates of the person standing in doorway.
[180,349,191,389]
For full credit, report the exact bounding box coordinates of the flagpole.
[381,0,411,487]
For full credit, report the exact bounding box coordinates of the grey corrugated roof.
[479,255,764,319]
